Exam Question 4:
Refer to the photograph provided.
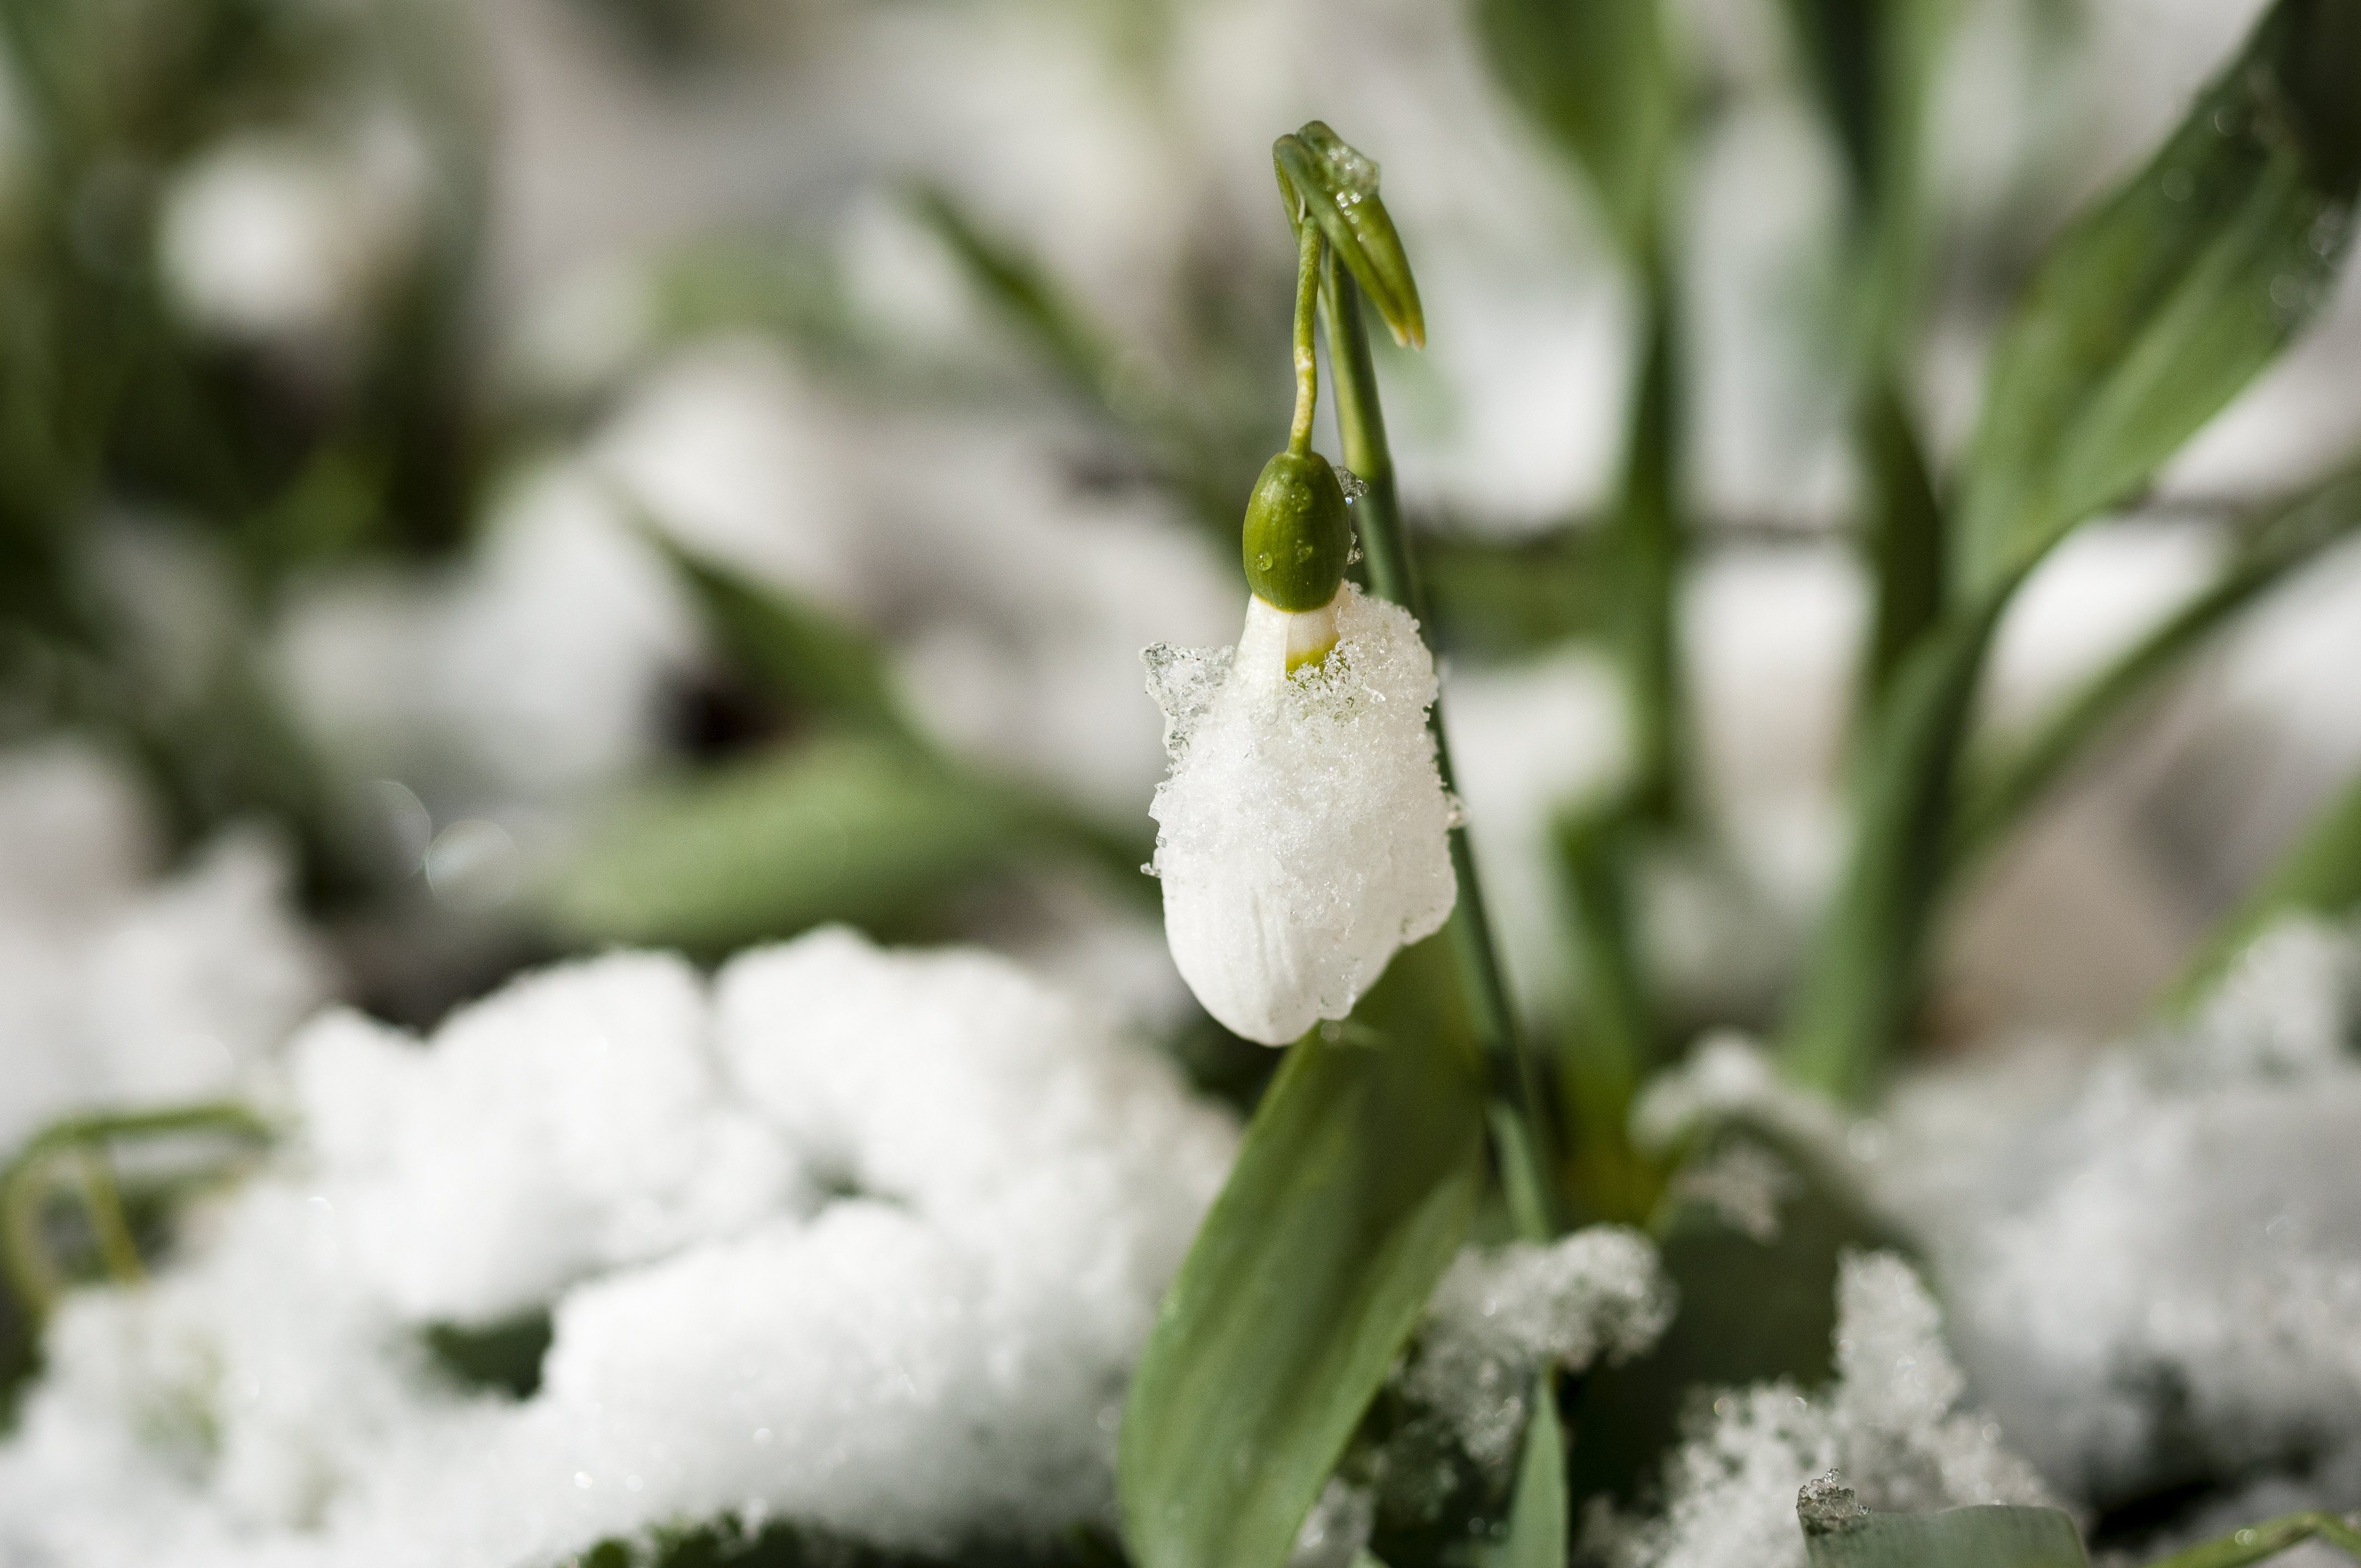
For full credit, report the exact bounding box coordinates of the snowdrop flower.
[1145,449,1459,1045]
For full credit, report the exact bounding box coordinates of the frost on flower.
[0,928,1237,1567]
[1591,1253,2048,1568]
[1406,1228,1674,1468]
[1145,582,1458,1044]
[1880,916,2361,1508]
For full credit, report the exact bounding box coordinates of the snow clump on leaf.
[1589,1251,2048,1568]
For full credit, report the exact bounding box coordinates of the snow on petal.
[1145,584,1459,1044]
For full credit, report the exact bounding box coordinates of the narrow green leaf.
[1475,0,1676,263]
[2144,1510,2361,1568]
[1484,1385,1568,1568]
[1959,460,2361,859]
[1118,939,1487,1568]
[909,184,1119,400]
[2172,769,2361,1009]
[649,533,915,741]
[1555,803,1660,1224]
[541,738,1038,954]
[1858,377,1945,714]
[1780,603,2003,1102]
[1274,124,1426,349]
[1803,1502,2090,1568]
[1954,0,2361,602]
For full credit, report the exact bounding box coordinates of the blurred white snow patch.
[0,737,159,921]
[1982,518,2223,733]
[0,742,331,1152]
[1881,916,2361,1505]
[0,927,1238,1564]
[1445,646,1631,1017]
[274,462,697,815]
[1684,546,1864,919]
[159,117,429,347]
[594,339,869,614]
[1631,1033,1851,1165]
[890,418,1236,823]
[1684,100,1854,529]
[1589,1253,2048,1568]
[1409,1228,1673,1467]
[955,872,1195,1041]
[1290,1477,1377,1568]
[293,952,797,1324]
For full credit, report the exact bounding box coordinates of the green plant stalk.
[1,1103,270,1323]
[1287,222,1322,458]
[74,1147,144,1288]
[1780,597,2006,1102]
[1320,252,1562,1240]
[1857,375,1945,714]
[1618,264,1687,824]
[1555,805,1661,1222]
[2147,1511,2361,1568]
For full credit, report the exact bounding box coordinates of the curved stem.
[76,1147,145,1288]
[1318,251,1563,1240]
[1,1102,271,1323]
[1287,221,1321,458]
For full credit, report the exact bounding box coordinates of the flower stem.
[2143,1510,2361,1568]
[1,1102,271,1322]
[1287,221,1322,458]
[1318,250,1563,1240]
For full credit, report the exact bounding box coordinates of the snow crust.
[1407,1228,1673,1468]
[1591,1253,2048,1568]
[0,928,1237,1566]
[1146,584,1459,1044]
[1882,917,2361,1507]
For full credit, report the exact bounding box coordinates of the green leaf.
[1778,603,2003,1102]
[1954,0,2361,602]
[2171,768,2361,1008]
[1483,1386,1568,1568]
[1118,938,1487,1568]
[2144,1510,2361,1568]
[541,737,1040,954]
[1802,1501,2090,1568]
[1475,0,1676,263]
[1566,1121,1907,1505]
[648,532,915,741]
[1274,124,1426,348]
[1858,377,1946,714]
[1959,460,2361,860]
[908,184,1120,402]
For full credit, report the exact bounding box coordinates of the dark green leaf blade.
[1483,1387,1568,1568]
[1118,939,1487,1568]
[1955,0,2361,602]
[541,738,1036,954]
[1475,0,1675,262]
[650,535,915,742]
[1804,1504,2090,1568]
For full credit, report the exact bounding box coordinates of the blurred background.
[3,0,2359,1140]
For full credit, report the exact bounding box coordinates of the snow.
[1590,1253,2049,1568]
[0,741,333,1154]
[1146,584,1459,1044]
[1879,917,2361,1508]
[0,927,1238,1566]
[1407,1228,1674,1467]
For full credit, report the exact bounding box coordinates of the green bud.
[1242,450,1352,611]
